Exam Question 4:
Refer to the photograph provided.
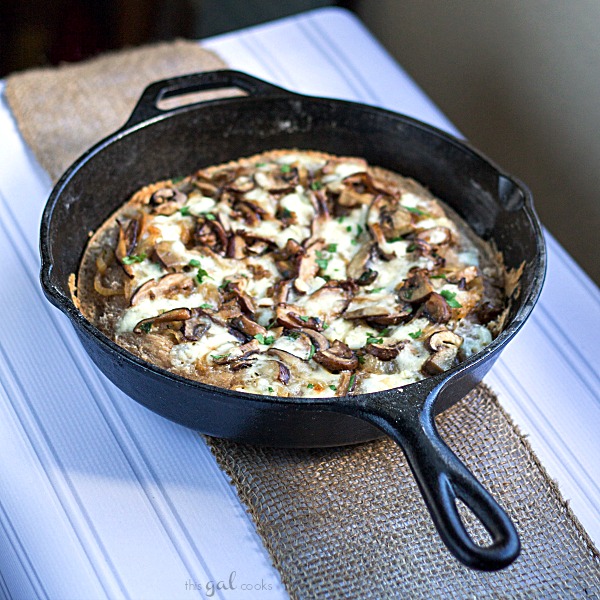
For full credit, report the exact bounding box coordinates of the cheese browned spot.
[75,150,508,397]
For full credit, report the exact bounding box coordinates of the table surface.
[0,8,598,600]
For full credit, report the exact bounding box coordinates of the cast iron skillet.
[40,70,546,571]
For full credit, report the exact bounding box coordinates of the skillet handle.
[350,383,520,571]
[123,69,289,129]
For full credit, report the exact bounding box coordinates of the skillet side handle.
[351,385,520,571]
[123,70,290,129]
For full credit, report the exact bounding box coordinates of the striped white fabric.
[0,7,597,599]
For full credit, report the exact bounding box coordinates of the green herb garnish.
[199,303,213,309]
[140,322,153,333]
[326,243,338,252]
[281,208,293,219]
[255,162,266,167]
[351,239,358,245]
[172,176,185,184]
[441,290,462,308]
[367,287,385,294]
[406,243,418,253]
[280,164,292,173]
[358,354,366,364]
[310,181,323,190]
[179,205,191,216]
[189,259,201,267]
[299,316,311,322]
[366,333,384,345]
[254,333,275,345]
[195,264,212,284]
[322,322,330,330]
[431,274,447,279]
[337,216,345,224]
[408,330,422,340]
[122,253,147,265]
[349,374,356,389]
[356,224,363,236]
[329,384,337,391]
[307,344,316,361]
[307,383,315,389]
[203,213,216,221]
[211,353,230,360]
[346,225,352,232]
[268,387,274,393]
[405,206,427,216]
[219,279,231,289]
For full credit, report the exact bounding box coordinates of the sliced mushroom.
[183,312,212,341]
[227,175,255,194]
[254,168,297,193]
[368,195,414,241]
[271,330,315,361]
[212,339,261,365]
[365,343,399,361]
[346,242,378,283]
[150,187,187,208]
[416,226,453,247]
[300,282,354,321]
[226,234,247,259]
[428,329,463,352]
[397,270,434,303]
[447,266,479,286]
[313,340,358,372]
[130,273,195,306]
[133,307,192,333]
[220,280,256,315]
[193,216,228,253]
[420,292,451,324]
[300,328,330,352]
[115,217,142,277]
[294,240,325,293]
[275,304,323,331]
[343,298,412,325]
[229,314,267,338]
[422,345,459,375]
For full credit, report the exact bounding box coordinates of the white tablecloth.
[0,8,598,599]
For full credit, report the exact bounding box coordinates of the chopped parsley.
[211,353,230,360]
[268,387,274,393]
[366,333,384,345]
[349,374,356,389]
[405,206,428,216]
[203,213,216,221]
[406,243,418,253]
[346,225,352,232]
[139,321,153,333]
[310,181,323,190]
[188,259,201,267]
[219,279,231,289]
[171,176,185,184]
[431,274,447,279]
[329,384,337,391]
[299,315,311,322]
[286,331,301,339]
[195,264,212,284]
[307,383,315,389]
[440,289,463,308]
[322,322,330,330]
[254,333,275,345]
[179,206,191,216]
[337,216,345,224]
[255,162,266,167]
[315,251,329,271]
[326,243,338,253]
[281,208,293,219]
[351,239,358,245]
[368,287,385,294]
[388,236,403,243]
[358,354,366,364]
[122,253,147,265]
[280,164,292,173]
[356,224,363,236]
[307,344,316,361]
[199,303,213,309]
[408,330,422,340]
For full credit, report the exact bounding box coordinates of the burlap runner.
[6,42,600,599]
[4,40,226,181]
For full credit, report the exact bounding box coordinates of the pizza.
[74,150,508,397]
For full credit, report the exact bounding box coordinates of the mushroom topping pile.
[78,150,506,397]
